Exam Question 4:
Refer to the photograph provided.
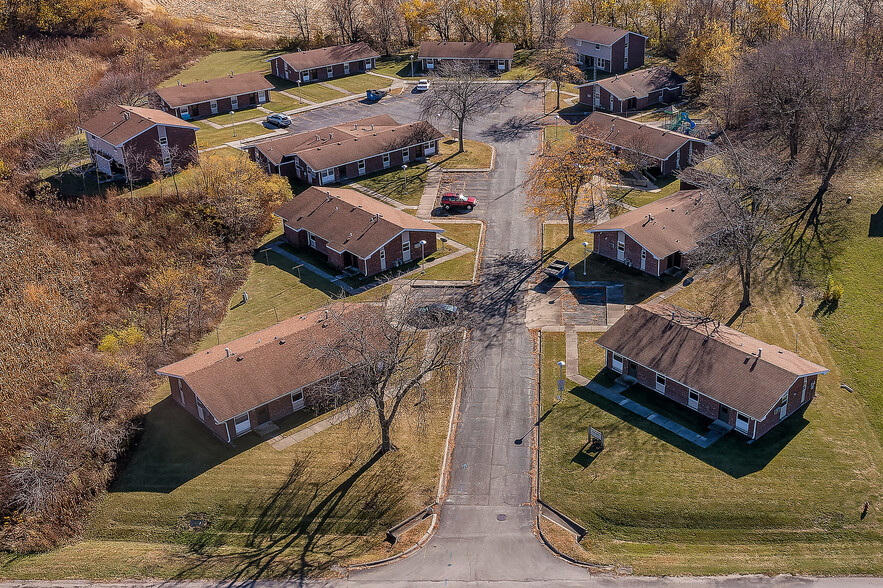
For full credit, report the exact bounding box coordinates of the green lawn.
[542,223,677,304]
[431,139,493,169]
[322,73,390,94]
[195,121,271,149]
[263,90,307,112]
[161,50,280,87]
[815,167,883,442]
[295,83,349,103]
[540,309,883,574]
[498,50,539,81]
[355,163,428,206]
[416,222,482,282]
[608,175,681,209]
[371,57,418,79]
[542,125,571,145]
[0,368,454,579]
[199,106,264,125]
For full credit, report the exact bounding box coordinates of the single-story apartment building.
[249,114,444,186]
[151,72,274,119]
[418,41,515,73]
[573,112,707,175]
[596,303,829,441]
[275,186,443,276]
[577,67,686,113]
[268,42,380,84]
[589,189,715,276]
[78,105,198,182]
[564,22,646,73]
[157,305,379,443]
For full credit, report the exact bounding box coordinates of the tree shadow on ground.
[174,447,407,582]
[481,115,544,142]
[570,373,809,478]
[454,250,540,339]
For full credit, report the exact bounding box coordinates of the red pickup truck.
[441,192,477,211]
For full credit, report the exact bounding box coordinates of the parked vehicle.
[415,79,431,91]
[266,113,291,127]
[366,89,388,101]
[409,303,459,327]
[441,192,477,211]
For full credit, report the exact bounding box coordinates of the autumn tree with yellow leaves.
[525,135,620,241]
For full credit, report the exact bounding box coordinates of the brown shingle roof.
[276,42,380,71]
[595,303,828,420]
[565,22,642,45]
[576,67,686,99]
[157,305,380,422]
[79,105,198,146]
[588,189,715,258]
[275,187,443,258]
[573,112,701,160]
[154,72,274,108]
[418,41,515,60]
[253,114,444,169]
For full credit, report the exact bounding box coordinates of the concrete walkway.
[416,164,443,219]
[267,242,356,295]
[562,333,728,448]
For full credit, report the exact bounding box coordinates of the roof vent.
[329,132,333,139]
[370,124,374,131]
[236,356,244,362]
[122,111,130,121]
[177,80,181,86]
[353,124,358,130]
[757,347,763,357]
[230,70,234,77]
[225,347,231,357]
[279,338,286,345]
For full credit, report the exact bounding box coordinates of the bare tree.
[325,0,365,43]
[314,291,468,455]
[365,0,402,55]
[286,0,314,47]
[681,141,796,309]
[30,132,82,178]
[120,145,150,199]
[535,45,584,110]
[419,61,507,153]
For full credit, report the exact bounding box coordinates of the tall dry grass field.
[0,49,103,145]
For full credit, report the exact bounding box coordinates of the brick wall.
[592,230,660,276]
[168,376,232,442]
[610,37,626,72]
[626,34,646,71]
[363,230,439,276]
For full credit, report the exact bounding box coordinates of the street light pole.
[230,111,236,137]
[402,164,408,192]
[582,241,588,276]
[557,360,565,380]
[417,239,427,272]
[410,54,414,77]
[554,114,560,141]
[297,79,303,104]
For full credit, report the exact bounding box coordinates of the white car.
[415,79,431,92]
[266,113,291,127]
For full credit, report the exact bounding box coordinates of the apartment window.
[196,401,205,421]
[382,153,390,168]
[159,137,168,146]
[595,44,600,49]
[402,240,410,254]
[688,390,700,409]
[358,159,366,174]
[655,373,666,393]
[307,232,316,248]
[735,413,750,434]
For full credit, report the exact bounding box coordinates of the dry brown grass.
[153,0,293,36]
[0,48,103,146]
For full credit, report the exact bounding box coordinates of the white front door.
[424,141,436,156]
[344,62,350,74]
[611,353,623,373]
[735,413,750,434]
[379,248,386,271]
[231,96,239,109]
[258,91,267,104]
[197,402,205,421]
[402,233,411,262]
[617,241,625,261]
[210,100,218,114]
[640,250,646,271]
[233,413,251,435]
[291,391,305,411]
[688,390,699,410]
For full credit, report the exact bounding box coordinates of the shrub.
[823,274,843,302]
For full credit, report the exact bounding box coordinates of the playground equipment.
[664,107,714,139]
